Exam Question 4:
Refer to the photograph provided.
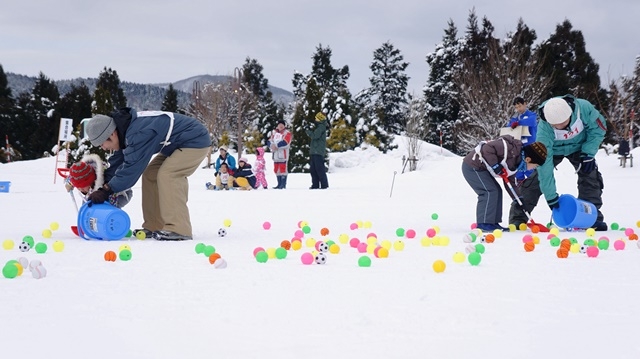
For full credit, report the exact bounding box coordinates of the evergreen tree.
[58,82,93,128]
[161,84,179,112]
[537,20,603,104]
[93,67,127,114]
[0,65,16,162]
[424,19,462,154]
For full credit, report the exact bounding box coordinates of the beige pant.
[141,147,209,236]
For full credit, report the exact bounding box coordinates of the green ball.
[358,255,372,267]
[119,249,132,261]
[395,228,405,237]
[275,247,287,259]
[194,243,206,254]
[255,251,268,263]
[569,237,578,244]
[468,252,482,266]
[550,237,561,247]
[597,240,609,250]
[611,222,619,230]
[35,242,48,254]
[125,229,133,238]
[2,264,18,279]
[22,236,34,248]
[302,225,311,234]
[583,239,596,247]
[203,245,216,257]
[325,240,335,247]
[468,233,477,242]
[474,243,485,254]
[431,213,439,220]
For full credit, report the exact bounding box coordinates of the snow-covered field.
[1,139,639,359]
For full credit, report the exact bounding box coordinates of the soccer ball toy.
[19,241,30,252]
[579,245,588,254]
[217,228,227,237]
[315,252,327,264]
[317,242,329,252]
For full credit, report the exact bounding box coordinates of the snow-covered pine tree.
[28,73,60,159]
[161,84,179,112]
[0,65,16,162]
[424,19,462,154]
[93,67,127,115]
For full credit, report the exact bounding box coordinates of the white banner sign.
[58,118,73,142]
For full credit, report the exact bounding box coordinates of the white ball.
[465,244,476,254]
[217,228,227,237]
[18,242,30,252]
[29,259,43,271]
[31,265,47,279]
[314,252,327,264]
[18,257,29,270]
[579,245,588,254]
[463,234,473,243]
[214,258,227,269]
[317,243,329,253]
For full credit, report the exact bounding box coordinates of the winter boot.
[152,230,193,241]
[273,176,283,189]
[281,175,288,189]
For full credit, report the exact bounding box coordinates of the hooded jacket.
[463,135,523,175]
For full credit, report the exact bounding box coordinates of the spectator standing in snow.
[267,119,292,189]
[253,147,268,189]
[306,112,329,189]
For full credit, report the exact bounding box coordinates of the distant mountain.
[6,73,294,110]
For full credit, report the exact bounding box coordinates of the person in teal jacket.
[518,95,607,231]
[306,112,329,189]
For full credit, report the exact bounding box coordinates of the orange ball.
[280,240,291,250]
[629,234,638,241]
[484,234,495,243]
[556,247,569,258]
[531,225,540,234]
[524,242,535,252]
[320,227,330,236]
[209,253,221,264]
[104,250,117,262]
[560,239,571,250]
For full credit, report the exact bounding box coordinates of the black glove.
[491,163,504,176]
[579,154,596,174]
[88,187,113,205]
[510,121,519,129]
[547,195,560,210]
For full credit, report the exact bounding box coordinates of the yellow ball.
[338,234,349,244]
[550,227,560,236]
[532,236,540,245]
[2,239,14,250]
[380,240,392,250]
[119,244,132,252]
[518,223,528,231]
[570,243,580,253]
[266,247,276,259]
[453,252,465,263]
[291,240,302,251]
[366,244,376,254]
[433,226,441,234]
[363,221,372,229]
[393,240,405,251]
[432,236,441,246]
[52,240,64,252]
[432,260,446,273]
[14,263,24,276]
[299,220,309,228]
[50,222,60,231]
[420,236,432,247]
[508,224,517,232]
[42,229,52,238]
[135,231,146,240]
[492,229,503,238]
[636,220,640,228]
[311,250,319,257]
[329,244,340,254]
[377,247,389,258]
[586,228,595,237]
[305,238,316,248]
[356,220,363,228]
[223,219,232,227]
[440,236,450,246]
[366,236,377,245]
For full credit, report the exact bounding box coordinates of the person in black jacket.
[233,157,256,190]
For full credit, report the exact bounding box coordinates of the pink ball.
[357,242,368,253]
[291,238,302,244]
[625,228,635,236]
[300,252,314,265]
[349,238,360,248]
[350,223,358,230]
[367,232,377,239]
[406,229,417,239]
[586,246,599,258]
[314,241,325,251]
[546,234,555,240]
[614,240,626,250]
[262,221,271,230]
[253,247,265,257]
[294,230,304,239]
[522,235,533,243]
[470,223,477,230]
[298,221,304,228]
[598,236,609,242]
[426,228,436,238]
[373,246,381,257]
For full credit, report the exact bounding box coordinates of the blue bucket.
[0,181,10,193]
[552,194,597,229]
[77,202,131,240]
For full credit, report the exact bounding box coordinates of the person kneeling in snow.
[232,157,256,190]
[65,154,133,208]
[461,136,547,232]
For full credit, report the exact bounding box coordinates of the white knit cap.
[543,98,572,125]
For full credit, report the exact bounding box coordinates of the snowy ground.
[1,139,640,359]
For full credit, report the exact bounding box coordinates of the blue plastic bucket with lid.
[77,202,130,240]
[552,194,597,229]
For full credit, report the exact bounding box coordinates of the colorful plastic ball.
[17,258,28,270]
[470,223,477,230]
[329,244,340,254]
[583,239,596,247]
[524,242,535,252]
[432,237,441,246]
[291,240,302,251]
[104,250,117,262]
[393,240,405,251]
[463,233,476,243]
[549,227,560,236]
[13,262,23,276]
[50,222,60,231]
[35,242,47,254]
[2,239,14,250]
[569,237,578,244]
[613,240,626,251]
[363,221,372,229]
[533,236,541,245]
[556,248,569,258]
[560,239,572,250]
[252,247,265,257]
[366,236,377,245]
[255,251,268,263]
[50,240,63,253]
[314,252,327,264]
[630,234,639,241]
[119,244,131,252]
[274,247,287,259]
[522,235,533,243]
[126,229,133,238]
[280,240,291,250]
[2,263,19,279]
[300,252,314,265]
[465,244,476,254]
[195,243,206,254]
[612,222,620,230]
[440,236,450,246]
[22,236,34,248]
[350,223,358,230]
[492,229,503,238]
[405,229,416,239]
[223,219,232,227]
[518,223,528,231]
[625,228,635,236]
[18,242,30,252]
[349,238,360,248]
[208,253,221,264]
[135,230,146,239]
[426,228,436,238]
[213,258,228,269]
[294,230,304,239]
[474,243,486,254]
[377,247,389,258]
[531,225,540,234]
[31,265,47,279]
[395,228,405,237]
[420,237,432,247]
[550,237,561,247]
[431,213,439,220]
[356,242,368,253]
[508,224,516,232]
[484,234,495,244]
[266,247,277,259]
[42,229,52,238]
[262,221,271,230]
[432,260,446,273]
[586,246,599,258]
[380,240,392,250]
[366,243,377,254]
[203,245,216,257]
[302,225,311,234]
[119,249,132,261]
[338,234,349,244]
[320,227,330,236]
[305,238,316,248]
[453,252,465,263]
[570,243,580,253]
[358,255,372,267]
[315,241,328,252]
[468,252,482,266]
[585,228,596,237]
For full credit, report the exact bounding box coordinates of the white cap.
[543,98,572,125]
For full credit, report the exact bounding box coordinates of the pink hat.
[238,157,248,163]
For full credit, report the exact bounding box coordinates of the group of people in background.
[463,95,608,232]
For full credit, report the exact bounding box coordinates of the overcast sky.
[1,0,638,95]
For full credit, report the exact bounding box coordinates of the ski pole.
[69,189,79,213]
[389,171,397,198]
